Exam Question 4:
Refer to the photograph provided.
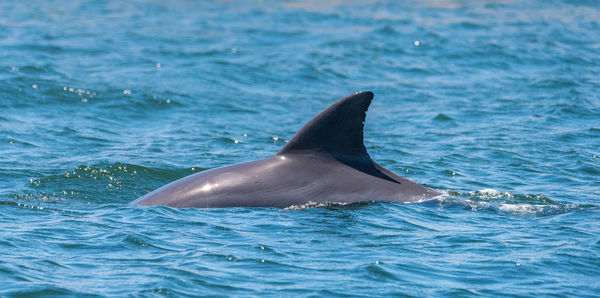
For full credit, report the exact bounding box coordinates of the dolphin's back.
[133,91,440,208]
[133,152,437,208]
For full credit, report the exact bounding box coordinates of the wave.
[15,162,206,205]
[424,189,596,216]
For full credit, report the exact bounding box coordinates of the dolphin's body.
[132,91,439,208]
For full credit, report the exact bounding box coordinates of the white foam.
[284,201,349,210]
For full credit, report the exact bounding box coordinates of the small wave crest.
[17,163,207,205]
[284,201,352,210]
[426,189,594,216]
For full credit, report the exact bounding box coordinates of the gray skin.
[132,91,440,208]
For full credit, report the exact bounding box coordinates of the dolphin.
[132,91,440,208]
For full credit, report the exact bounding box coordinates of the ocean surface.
[1,0,599,296]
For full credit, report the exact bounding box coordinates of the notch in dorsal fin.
[278,91,374,156]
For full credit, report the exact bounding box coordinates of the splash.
[429,189,595,216]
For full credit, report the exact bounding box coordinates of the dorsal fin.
[278,91,374,156]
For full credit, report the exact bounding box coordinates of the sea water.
[1,0,599,296]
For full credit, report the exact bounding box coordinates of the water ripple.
[1,0,599,296]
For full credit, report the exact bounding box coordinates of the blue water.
[1,0,599,296]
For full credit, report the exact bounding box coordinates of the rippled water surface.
[1,0,599,296]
